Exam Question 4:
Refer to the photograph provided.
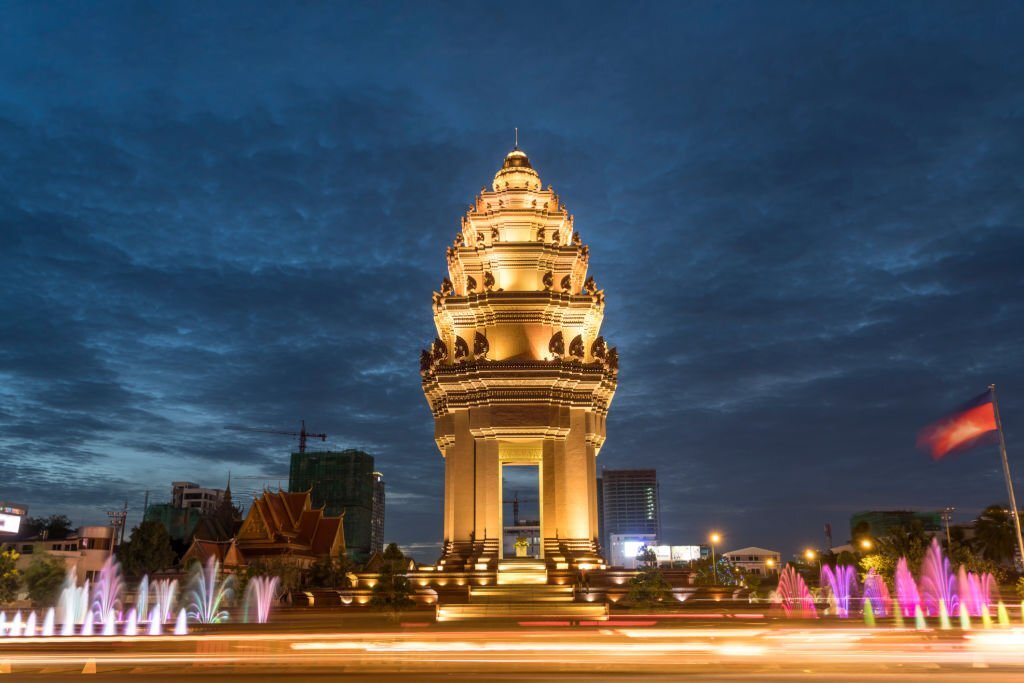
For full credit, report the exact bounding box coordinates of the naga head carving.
[453,336,470,360]
[431,337,449,362]
[568,334,585,359]
[473,331,489,358]
[548,331,565,358]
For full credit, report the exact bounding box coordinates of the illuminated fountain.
[957,566,994,617]
[185,557,235,624]
[776,565,817,618]
[919,538,958,619]
[90,557,124,626]
[153,578,178,623]
[820,564,857,617]
[862,568,890,618]
[136,575,149,623]
[895,558,921,617]
[244,576,280,624]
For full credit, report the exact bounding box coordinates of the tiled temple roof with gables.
[236,489,344,559]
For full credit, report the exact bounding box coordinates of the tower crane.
[503,491,537,526]
[224,419,327,454]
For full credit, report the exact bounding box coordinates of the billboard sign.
[0,512,22,535]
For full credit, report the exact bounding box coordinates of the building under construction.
[288,449,384,562]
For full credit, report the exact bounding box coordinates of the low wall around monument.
[289,568,713,610]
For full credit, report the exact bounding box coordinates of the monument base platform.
[433,556,609,622]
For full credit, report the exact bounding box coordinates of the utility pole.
[940,506,955,549]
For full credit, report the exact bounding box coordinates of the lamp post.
[859,538,873,552]
[765,557,776,575]
[710,532,721,585]
[804,548,820,577]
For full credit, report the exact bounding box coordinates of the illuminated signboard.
[0,513,22,535]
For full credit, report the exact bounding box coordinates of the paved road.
[1,614,1023,680]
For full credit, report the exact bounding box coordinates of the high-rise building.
[371,471,385,555]
[288,449,379,561]
[597,468,660,565]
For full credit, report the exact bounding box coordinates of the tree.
[24,555,66,607]
[973,505,1017,564]
[0,549,21,604]
[635,545,658,569]
[19,514,73,540]
[307,550,353,589]
[116,520,176,578]
[370,543,414,614]
[626,566,672,607]
[690,556,742,587]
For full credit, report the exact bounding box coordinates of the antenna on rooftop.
[514,127,518,150]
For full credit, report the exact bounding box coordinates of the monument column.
[422,145,618,570]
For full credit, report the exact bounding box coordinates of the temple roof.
[236,489,345,558]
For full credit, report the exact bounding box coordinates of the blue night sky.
[2,2,1023,561]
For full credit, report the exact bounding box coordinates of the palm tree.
[972,505,1017,564]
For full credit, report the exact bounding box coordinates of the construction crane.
[503,491,537,526]
[224,419,327,454]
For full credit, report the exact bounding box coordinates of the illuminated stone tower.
[421,146,618,570]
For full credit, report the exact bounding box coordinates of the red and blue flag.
[917,390,998,460]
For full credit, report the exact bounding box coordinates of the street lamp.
[804,548,821,575]
[859,538,873,551]
[765,557,776,574]
[709,532,721,585]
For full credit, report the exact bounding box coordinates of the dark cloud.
[1,1,1023,560]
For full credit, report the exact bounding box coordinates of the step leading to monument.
[469,584,575,603]
[436,602,609,622]
[496,558,548,585]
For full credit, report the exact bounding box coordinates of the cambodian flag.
[917,390,998,460]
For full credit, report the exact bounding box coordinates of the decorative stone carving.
[431,337,448,362]
[476,232,485,246]
[560,274,572,291]
[536,227,545,242]
[542,271,553,291]
[569,334,585,359]
[453,336,470,360]
[572,232,582,246]
[490,227,499,242]
[473,331,489,358]
[454,233,465,247]
[591,336,607,361]
[581,245,590,259]
[607,347,619,373]
[551,231,560,243]
[548,331,565,357]
[483,271,496,291]
[583,276,598,295]
[466,275,477,293]
[441,277,455,297]
[420,349,433,375]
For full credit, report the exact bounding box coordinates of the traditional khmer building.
[421,144,618,572]
[233,489,345,568]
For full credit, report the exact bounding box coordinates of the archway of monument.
[498,441,543,560]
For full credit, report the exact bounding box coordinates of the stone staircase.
[435,557,608,622]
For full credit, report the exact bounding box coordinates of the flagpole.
[990,384,1024,569]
